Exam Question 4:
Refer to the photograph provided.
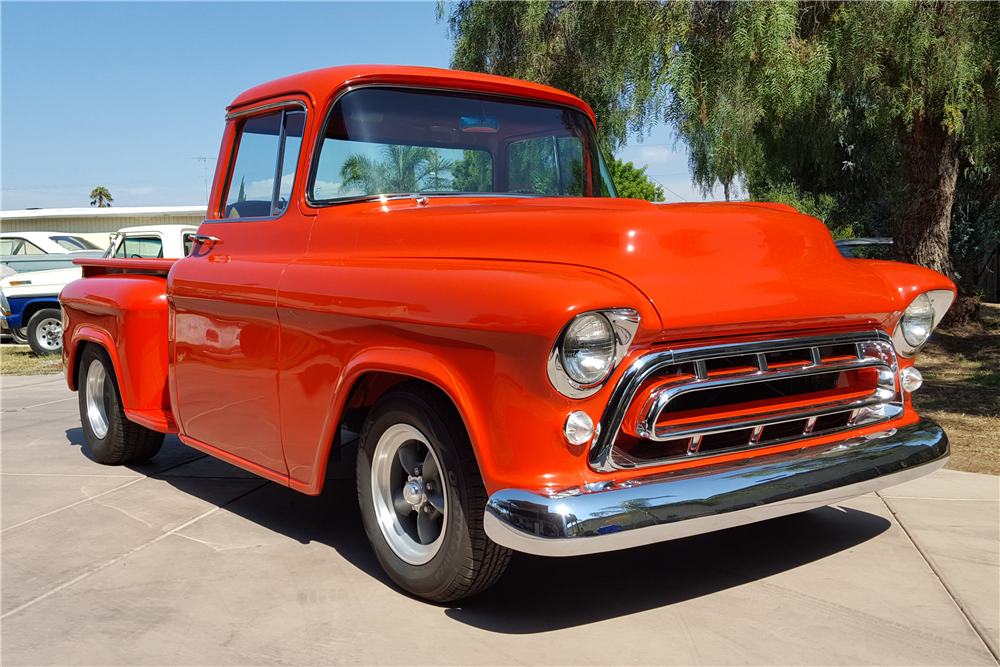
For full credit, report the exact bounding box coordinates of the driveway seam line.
[880,496,999,502]
[1,473,146,477]
[0,477,146,534]
[1,397,77,412]
[877,491,999,664]
[0,481,268,621]
[0,454,209,534]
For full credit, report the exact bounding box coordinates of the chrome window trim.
[588,329,896,472]
[547,309,640,399]
[892,289,955,357]
[226,99,307,121]
[214,102,308,223]
[305,83,612,208]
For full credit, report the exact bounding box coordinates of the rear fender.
[66,325,121,392]
[60,274,173,431]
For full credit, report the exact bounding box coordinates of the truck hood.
[348,197,906,338]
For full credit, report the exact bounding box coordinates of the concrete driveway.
[2,374,998,666]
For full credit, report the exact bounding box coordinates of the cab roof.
[227,65,598,129]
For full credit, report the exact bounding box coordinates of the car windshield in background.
[310,87,617,202]
[51,236,101,251]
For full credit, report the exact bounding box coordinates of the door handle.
[191,234,222,245]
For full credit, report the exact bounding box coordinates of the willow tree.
[443,0,681,151]
[442,0,1000,285]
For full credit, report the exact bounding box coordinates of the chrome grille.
[589,331,903,472]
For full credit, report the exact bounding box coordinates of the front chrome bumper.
[484,418,948,557]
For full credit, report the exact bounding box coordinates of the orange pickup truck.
[61,65,955,602]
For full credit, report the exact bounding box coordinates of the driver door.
[170,106,309,478]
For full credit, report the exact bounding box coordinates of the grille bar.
[588,330,902,472]
[636,350,896,441]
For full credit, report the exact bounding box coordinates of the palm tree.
[340,145,453,196]
[89,187,114,208]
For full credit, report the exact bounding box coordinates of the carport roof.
[1,206,206,220]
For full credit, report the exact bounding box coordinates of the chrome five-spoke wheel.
[356,386,511,602]
[371,423,447,564]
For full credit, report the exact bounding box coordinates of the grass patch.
[966,372,1000,387]
[913,302,1000,475]
[1,345,63,376]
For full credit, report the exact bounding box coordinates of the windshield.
[310,87,617,202]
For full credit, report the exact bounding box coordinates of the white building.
[1,206,206,248]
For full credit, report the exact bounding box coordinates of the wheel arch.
[296,350,483,496]
[20,299,61,330]
[67,329,126,396]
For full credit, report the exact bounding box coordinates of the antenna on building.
[190,157,217,204]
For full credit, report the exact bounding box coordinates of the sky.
[1,1,721,211]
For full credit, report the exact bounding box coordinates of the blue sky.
[1,1,717,210]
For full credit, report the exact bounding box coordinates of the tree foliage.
[341,145,455,195]
[441,0,1000,294]
[89,186,113,208]
[608,158,664,201]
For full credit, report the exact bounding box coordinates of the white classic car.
[1,224,199,353]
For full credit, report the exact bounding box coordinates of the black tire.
[26,307,63,356]
[10,326,28,344]
[78,344,164,465]
[356,383,511,602]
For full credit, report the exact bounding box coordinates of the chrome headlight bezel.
[548,309,640,398]
[892,289,955,357]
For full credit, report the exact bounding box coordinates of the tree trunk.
[893,115,961,279]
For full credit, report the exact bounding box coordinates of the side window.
[21,240,46,255]
[221,108,304,219]
[4,239,46,255]
[183,234,195,256]
[115,236,163,259]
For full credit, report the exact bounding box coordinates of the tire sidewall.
[78,345,121,463]
[357,392,475,600]
[27,307,63,356]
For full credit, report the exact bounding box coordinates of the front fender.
[276,258,660,495]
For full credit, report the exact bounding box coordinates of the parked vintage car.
[60,65,955,602]
[1,231,104,273]
[2,225,199,354]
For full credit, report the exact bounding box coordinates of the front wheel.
[26,308,63,356]
[9,326,28,344]
[78,344,164,464]
[356,384,511,602]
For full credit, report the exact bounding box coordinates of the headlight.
[562,314,615,385]
[892,289,955,357]
[548,309,641,398]
[901,293,934,347]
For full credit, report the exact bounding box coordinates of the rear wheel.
[357,384,511,602]
[26,308,63,356]
[78,345,164,464]
[9,326,28,344]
